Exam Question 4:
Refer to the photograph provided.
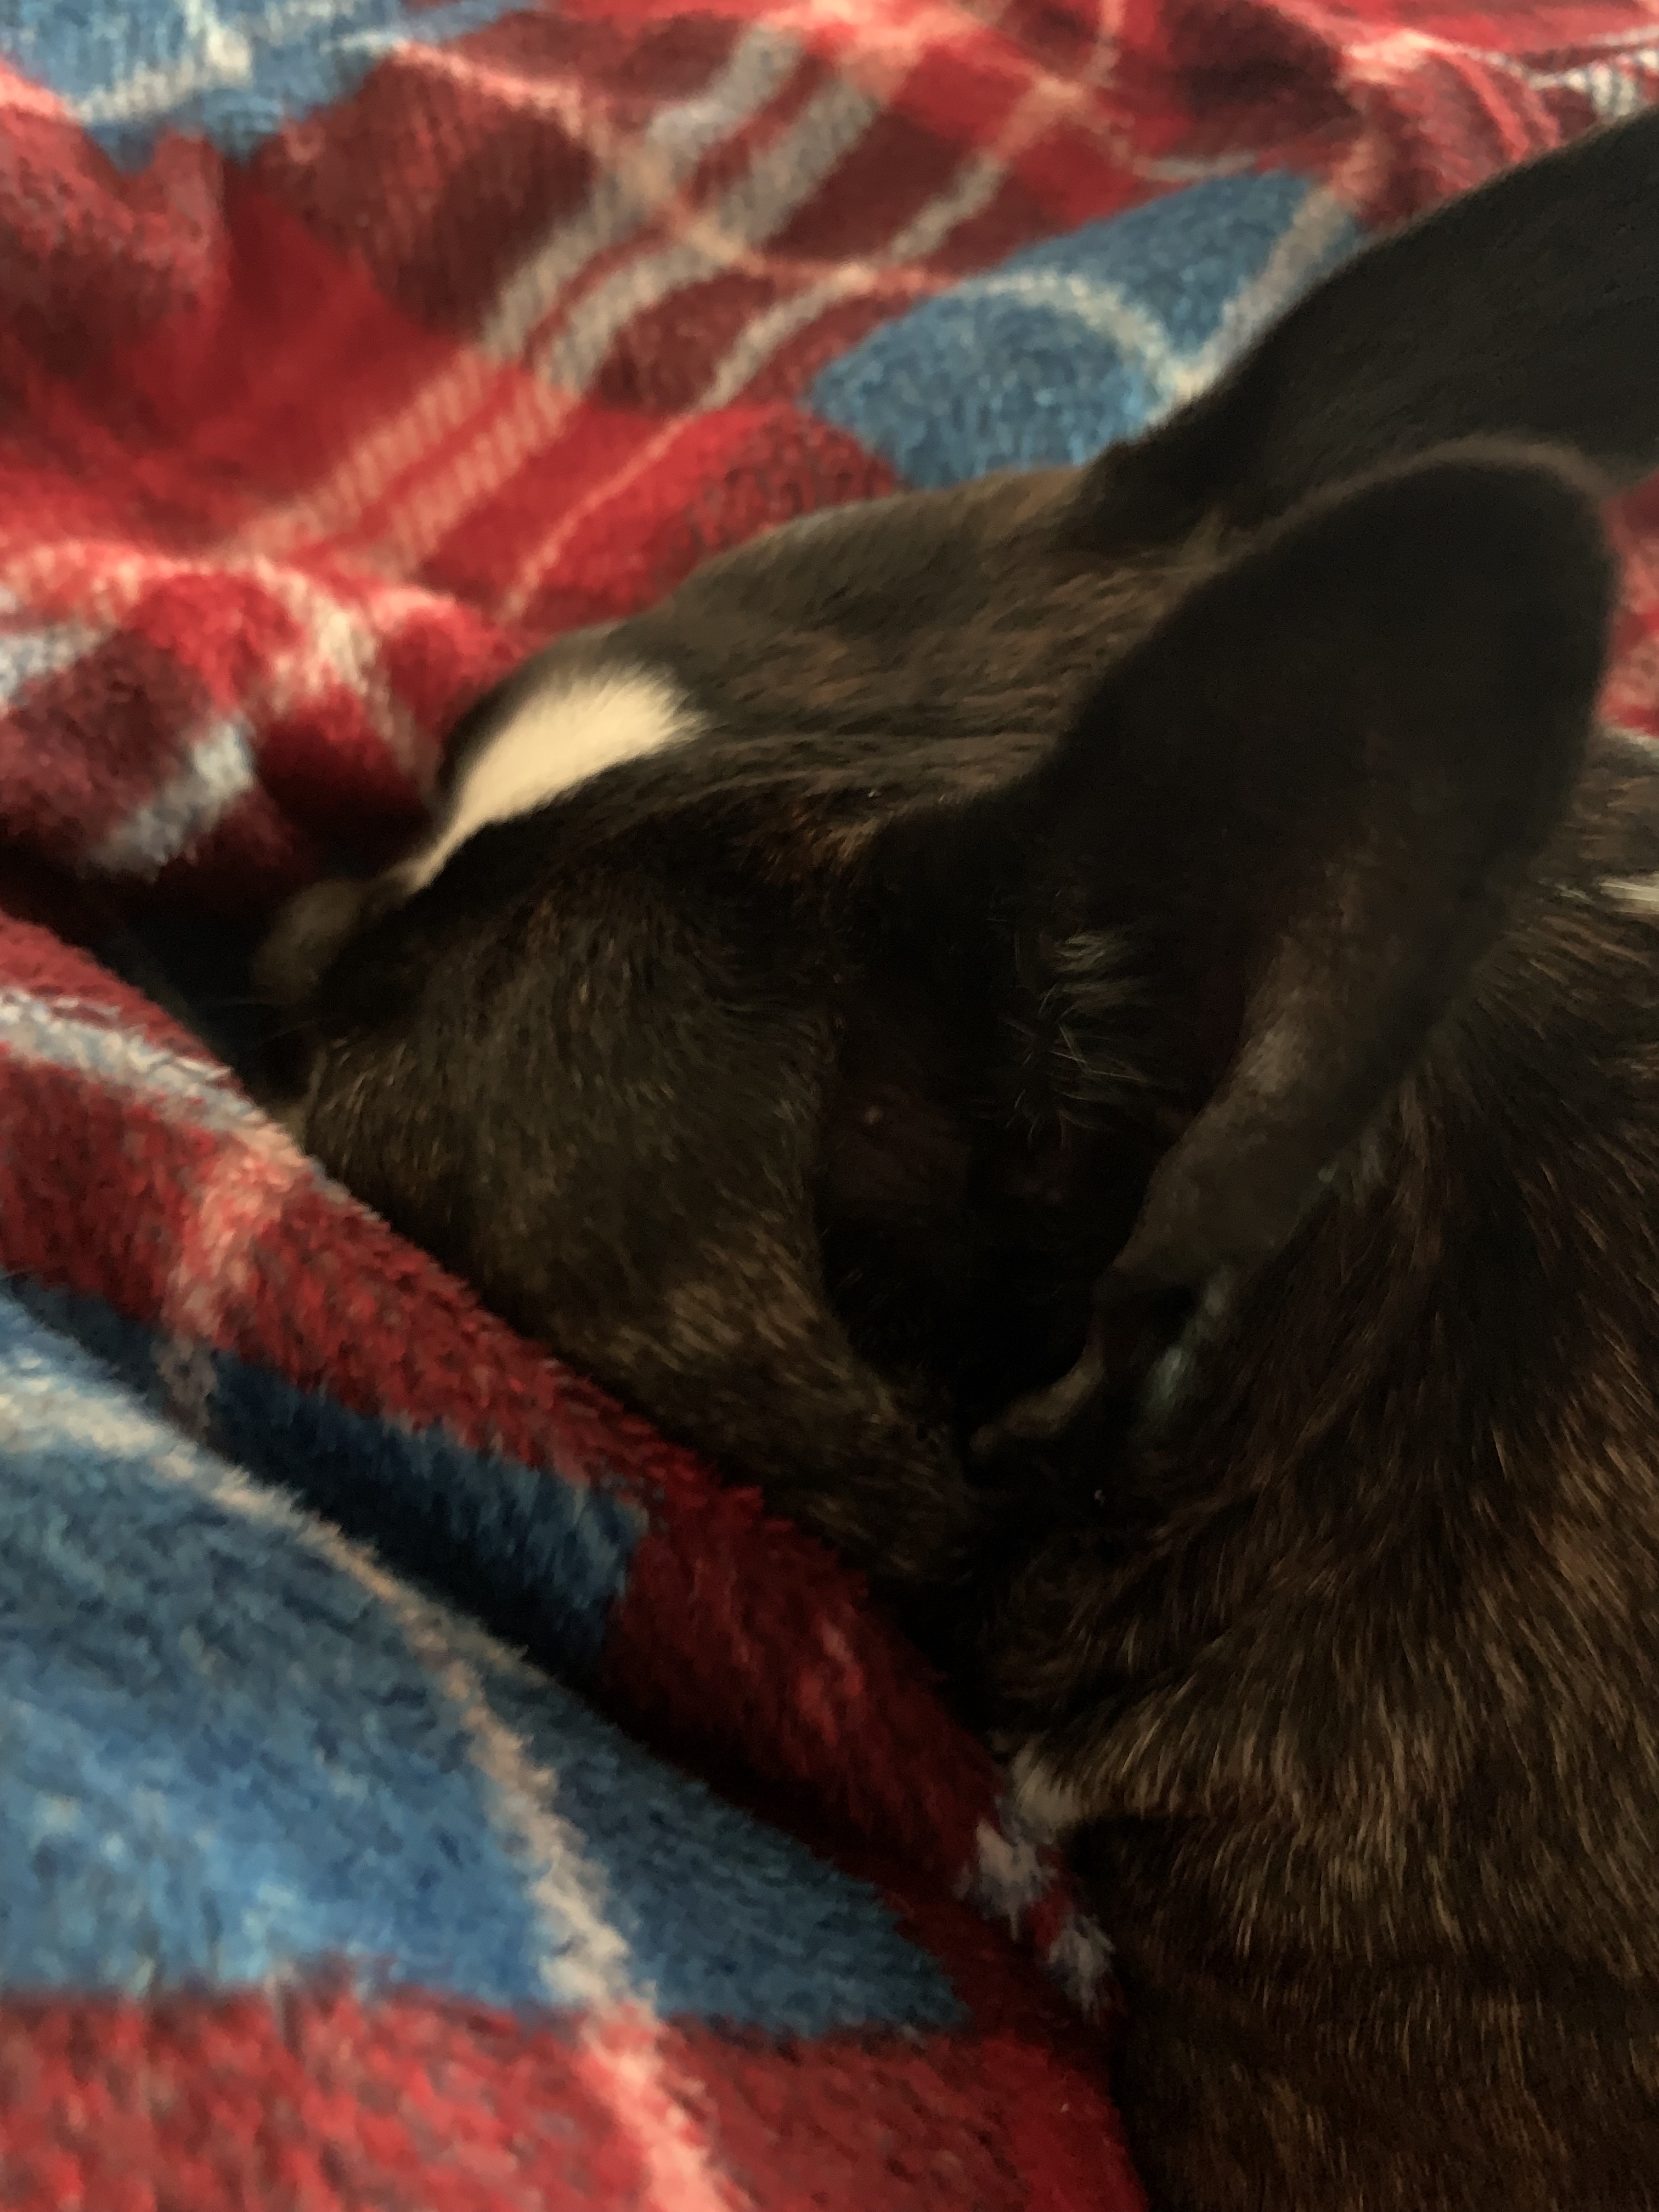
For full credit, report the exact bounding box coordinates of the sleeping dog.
[259,115,1659,2209]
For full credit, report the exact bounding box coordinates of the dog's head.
[255,114,1659,1573]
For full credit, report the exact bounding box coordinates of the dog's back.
[261,114,1659,2204]
[991,731,1659,2208]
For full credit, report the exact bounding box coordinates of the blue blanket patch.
[0,0,519,168]
[15,1278,644,1684]
[0,1290,964,2033]
[809,170,1363,486]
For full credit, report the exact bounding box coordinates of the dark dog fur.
[259,115,1659,2207]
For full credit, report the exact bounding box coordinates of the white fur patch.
[400,668,697,896]
[1009,1743,1090,1842]
[1602,871,1659,913]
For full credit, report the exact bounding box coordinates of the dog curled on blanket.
[257,116,1659,2210]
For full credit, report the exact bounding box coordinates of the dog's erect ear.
[1013,444,1611,1313]
[1085,110,1659,549]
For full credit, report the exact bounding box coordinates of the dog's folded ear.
[1015,443,1612,1306]
[1084,109,1659,549]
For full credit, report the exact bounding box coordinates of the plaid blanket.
[2,2,1658,2205]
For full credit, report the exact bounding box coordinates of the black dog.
[261,115,1659,2207]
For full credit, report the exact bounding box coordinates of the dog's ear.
[1010,444,1611,1315]
[1085,110,1659,550]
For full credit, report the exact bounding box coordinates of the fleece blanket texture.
[1,1,1658,2205]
